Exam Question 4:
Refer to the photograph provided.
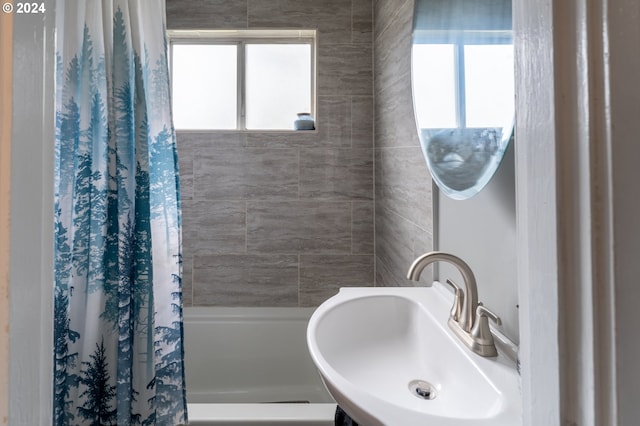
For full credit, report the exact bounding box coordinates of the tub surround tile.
[376,146,432,230]
[375,204,433,287]
[194,148,299,200]
[373,0,419,151]
[167,0,248,29]
[247,0,352,45]
[352,0,374,44]
[376,241,433,288]
[352,201,375,254]
[373,0,413,91]
[299,148,373,200]
[374,73,420,149]
[317,44,373,96]
[177,132,248,149]
[176,138,194,201]
[181,200,246,254]
[168,0,377,308]
[247,201,352,254]
[299,255,375,306]
[193,255,299,306]
[245,131,318,149]
[374,0,412,38]
[372,0,436,292]
[316,96,353,148]
[182,255,193,307]
[375,255,401,287]
[351,96,374,149]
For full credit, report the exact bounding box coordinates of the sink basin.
[307,286,521,425]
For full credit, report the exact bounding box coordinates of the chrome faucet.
[407,251,500,357]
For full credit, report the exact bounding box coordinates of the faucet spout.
[407,251,479,333]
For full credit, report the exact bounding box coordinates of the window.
[412,31,514,130]
[168,30,315,131]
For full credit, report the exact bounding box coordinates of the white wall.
[437,142,518,343]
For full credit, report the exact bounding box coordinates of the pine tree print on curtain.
[53,1,187,424]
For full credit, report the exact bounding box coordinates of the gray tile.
[177,132,247,149]
[177,132,248,200]
[247,201,351,254]
[166,0,248,29]
[194,147,299,200]
[374,0,412,38]
[375,255,404,287]
[316,96,352,147]
[177,139,194,201]
[375,149,383,199]
[373,0,413,85]
[248,0,351,44]
[318,44,373,96]
[352,0,374,43]
[352,201,375,254]
[245,130,320,149]
[182,200,246,254]
[299,255,375,306]
[192,255,299,306]
[373,0,418,150]
[181,255,193,307]
[351,96,374,149]
[374,71,420,149]
[412,225,433,258]
[375,253,432,288]
[375,205,432,286]
[299,149,373,200]
[377,147,432,229]
[245,97,352,148]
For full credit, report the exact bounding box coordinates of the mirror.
[411,0,513,200]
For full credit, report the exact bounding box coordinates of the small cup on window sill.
[294,112,315,130]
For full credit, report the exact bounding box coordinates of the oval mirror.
[411,0,513,200]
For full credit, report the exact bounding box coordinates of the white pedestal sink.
[306,285,521,425]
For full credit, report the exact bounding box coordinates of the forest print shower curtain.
[53,1,187,425]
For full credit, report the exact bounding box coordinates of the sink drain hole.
[408,380,437,400]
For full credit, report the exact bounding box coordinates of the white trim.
[9,5,55,425]
[187,403,335,425]
[516,0,640,424]
[514,0,562,423]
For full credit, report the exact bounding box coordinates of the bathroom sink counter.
[307,285,521,426]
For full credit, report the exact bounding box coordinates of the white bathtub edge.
[187,403,337,423]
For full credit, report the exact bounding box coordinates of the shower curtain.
[53,1,187,425]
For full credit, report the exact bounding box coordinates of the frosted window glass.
[245,44,311,130]
[464,45,514,128]
[172,44,237,130]
[412,44,457,129]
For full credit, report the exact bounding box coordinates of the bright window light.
[411,44,457,129]
[171,44,238,130]
[245,44,312,130]
[464,44,514,128]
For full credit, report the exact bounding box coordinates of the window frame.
[168,30,317,131]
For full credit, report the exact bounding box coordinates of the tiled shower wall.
[373,0,434,286]
[167,0,375,307]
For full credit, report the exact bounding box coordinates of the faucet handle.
[445,279,464,322]
[476,304,501,326]
[470,305,501,356]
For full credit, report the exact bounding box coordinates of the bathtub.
[184,307,336,426]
